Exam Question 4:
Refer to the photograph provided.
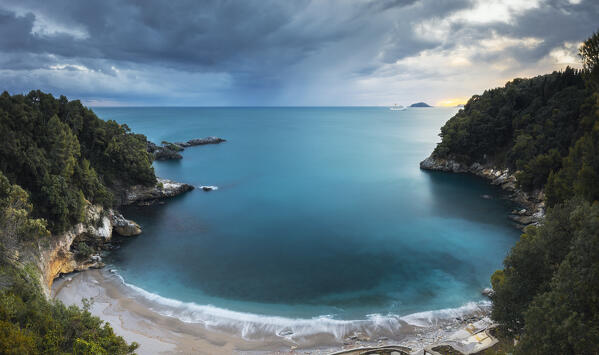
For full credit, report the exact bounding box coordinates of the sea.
[92,106,520,342]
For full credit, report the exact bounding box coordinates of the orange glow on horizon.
[436,98,468,107]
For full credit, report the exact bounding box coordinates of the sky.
[0,0,597,106]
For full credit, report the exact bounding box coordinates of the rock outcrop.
[147,137,226,160]
[39,205,111,295]
[420,155,545,228]
[39,205,147,295]
[179,136,226,146]
[122,178,194,206]
[147,141,183,160]
[39,177,193,296]
[111,211,142,236]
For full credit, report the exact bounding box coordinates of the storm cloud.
[0,0,597,105]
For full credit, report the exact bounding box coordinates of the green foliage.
[0,176,137,354]
[546,104,599,206]
[0,90,156,232]
[0,172,49,255]
[434,31,599,353]
[580,30,599,86]
[492,200,599,354]
[75,242,94,260]
[434,67,589,192]
[491,200,584,333]
[0,266,138,354]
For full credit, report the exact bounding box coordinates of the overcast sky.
[0,0,597,106]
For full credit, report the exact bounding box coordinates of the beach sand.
[53,270,295,354]
[52,269,491,355]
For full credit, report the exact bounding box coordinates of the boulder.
[482,287,495,298]
[123,178,194,205]
[111,212,142,236]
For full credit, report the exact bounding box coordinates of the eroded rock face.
[123,178,194,206]
[39,177,193,297]
[39,205,111,295]
[111,212,142,236]
[420,154,545,228]
[40,207,145,295]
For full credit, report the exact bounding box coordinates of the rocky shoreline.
[41,178,194,296]
[122,178,194,206]
[148,136,226,160]
[420,155,545,229]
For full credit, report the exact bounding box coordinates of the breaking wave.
[108,271,490,341]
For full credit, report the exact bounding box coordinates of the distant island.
[409,102,432,107]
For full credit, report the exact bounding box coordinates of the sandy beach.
[52,269,493,355]
[53,269,297,354]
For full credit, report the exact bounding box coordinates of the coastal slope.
[0,90,193,353]
[419,31,599,354]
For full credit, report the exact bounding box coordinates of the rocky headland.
[122,178,194,206]
[39,177,193,296]
[148,136,226,160]
[420,155,545,229]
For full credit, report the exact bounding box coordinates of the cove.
[94,107,520,329]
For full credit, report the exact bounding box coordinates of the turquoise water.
[94,107,519,336]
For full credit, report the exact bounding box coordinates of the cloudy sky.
[0,0,597,106]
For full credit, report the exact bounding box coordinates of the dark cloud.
[0,0,597,105]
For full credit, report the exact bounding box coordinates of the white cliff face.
[37,177,193,297]
[38,205,146,297]
[38,205,112,296]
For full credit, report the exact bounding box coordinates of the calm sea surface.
[93,107,519,329]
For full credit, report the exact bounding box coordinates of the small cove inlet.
[91,106,521,344]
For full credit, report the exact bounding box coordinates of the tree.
[515,201,599,354]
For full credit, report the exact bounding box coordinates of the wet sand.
[52,269,491,354]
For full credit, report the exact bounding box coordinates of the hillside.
[0,91,160,353]
[423,31,599,353]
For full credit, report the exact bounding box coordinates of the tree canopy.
[0,170,137,354]
[0,91,156,233]
[433,31,599,353]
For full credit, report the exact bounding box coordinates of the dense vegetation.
[434,31,599,353]
[0,91,156,233]
[434,67,592,194]
[0,93,155,352]
[0,171,137,354]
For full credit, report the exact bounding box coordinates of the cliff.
[420,155,545,228]
[38,178,193,296]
